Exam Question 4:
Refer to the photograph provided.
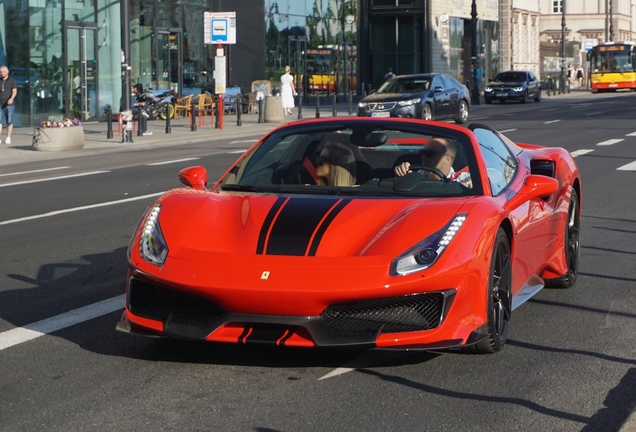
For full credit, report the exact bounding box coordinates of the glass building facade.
[1,0,499,127]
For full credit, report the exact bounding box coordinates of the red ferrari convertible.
[117,118,581,353]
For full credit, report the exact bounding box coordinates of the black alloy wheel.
[534,89,541,102]
[545,189,580,288]
[521,90,528,104]
[470,228,512,354]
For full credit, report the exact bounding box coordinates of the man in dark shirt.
[0,66,17,144]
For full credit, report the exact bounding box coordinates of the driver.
[394,137,471,187]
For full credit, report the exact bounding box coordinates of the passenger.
[394,137,471,187]
[316,142,357,187]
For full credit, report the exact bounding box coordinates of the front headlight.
[391,214,467,276]
[398,98,421,106]
[484,87,493,92]
[139,205,169,266]
[358,102,367,108]
[512,87,523,92]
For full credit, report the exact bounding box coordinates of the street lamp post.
[560,0,566,94]
[470,0,480,105]
[609,0,614,41]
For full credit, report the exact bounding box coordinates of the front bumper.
[484,90,525,101]
[357,104,419,118]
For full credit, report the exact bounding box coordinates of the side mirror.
[434,86,444,93]
[178,166,208,190]
[505,175,559,210]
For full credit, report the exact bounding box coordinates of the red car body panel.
[119,117,581,350]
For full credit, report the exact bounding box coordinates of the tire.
[454,100,469,124]
[485,98,492,104]
[534,89,541,102]
[545,189,580,288]
[159,104,175,120]
[470,228,512,354]
[521,91,528,104]
[421,103,432,121]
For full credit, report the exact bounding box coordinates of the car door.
[441,75,459,118]
[430,76,450,117]
[527,72,539,98]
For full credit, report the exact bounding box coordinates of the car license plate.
[609,83,618,87]
[496,93,507,97]
[371,112,390,117]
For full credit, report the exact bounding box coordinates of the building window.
[552,0,562,13]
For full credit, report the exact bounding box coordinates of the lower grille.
[320,293,445,336]
[129,278,224,328]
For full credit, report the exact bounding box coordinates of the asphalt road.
[2,92,636,431]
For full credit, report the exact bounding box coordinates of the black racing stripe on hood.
[256,196,287,254]
[307,199,351,256]
[265,197,339,256]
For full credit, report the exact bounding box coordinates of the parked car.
[484,71,541,104]
[117,117,582,354]
[358,73,470,124]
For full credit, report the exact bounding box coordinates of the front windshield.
[216,121,483,198]
[494,72,526,82]
[590,49,634,72]
[376,78,431,94]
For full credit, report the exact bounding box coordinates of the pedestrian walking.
[280,65,297,115]
[0,65,17,145]
[576,64,584,88]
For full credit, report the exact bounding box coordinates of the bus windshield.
[590,45,635,73]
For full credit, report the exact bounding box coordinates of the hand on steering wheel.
[406,164,450,183]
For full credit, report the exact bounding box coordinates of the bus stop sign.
[204,12,236,45]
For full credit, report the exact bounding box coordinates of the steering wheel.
[407,165,450,183]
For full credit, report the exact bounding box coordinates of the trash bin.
[264,95,284,123]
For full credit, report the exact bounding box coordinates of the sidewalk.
[0,89,595,169]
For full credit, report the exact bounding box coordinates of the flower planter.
[32,125,85,151]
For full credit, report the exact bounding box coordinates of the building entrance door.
[154,29,183,94]
[65,23,98,120]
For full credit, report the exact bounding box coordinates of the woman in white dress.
[280,65,297,115]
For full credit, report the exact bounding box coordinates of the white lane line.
[146,157,200,166]
[0,171,110,188]
[0,192,164,226]
[571,149,594,157]
[500,129,517,133]
[228,150,248,154]
[617,161,636,171]
[318,351,413,380]
[586,112,603,116]
[0,295,125,351]
[229,140,258,144]
[544,120,561,124]
[597,139,624,146]
[0,166,70,178]
[626,132,636,136]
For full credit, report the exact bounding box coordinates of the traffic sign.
[204,12,236,45]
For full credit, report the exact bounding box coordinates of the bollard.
[137,107,143,136]
[165,104,171,133]
[258,98,264,123]
[297,93,303,120]
[315,95,320,118]
[191,98,197,131]
[332,93,337,117]
[236,95,242,126]
[348,91,353,115]
[106,105,113,139]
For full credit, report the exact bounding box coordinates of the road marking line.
[228,150,248,154]
[146,158,200,166]
[586,112,603,116]
[500,129,517,133]
[0,171,110,188]
[0,295,125,351]
[544,120,561,124]
[571,149,594,157]
[0,192,164,226]
[229,140,258,144]
[0,166,70,178]
[626,132,636,136]
[597,139,624,146]
[318,351,413,380]
[617,161,636,171]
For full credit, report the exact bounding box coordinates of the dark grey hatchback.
[357,73,470,124]
[484,71,541,104]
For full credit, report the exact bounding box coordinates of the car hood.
[488,80,526,87]
[154,190,470,260]
[361,92,426,103]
